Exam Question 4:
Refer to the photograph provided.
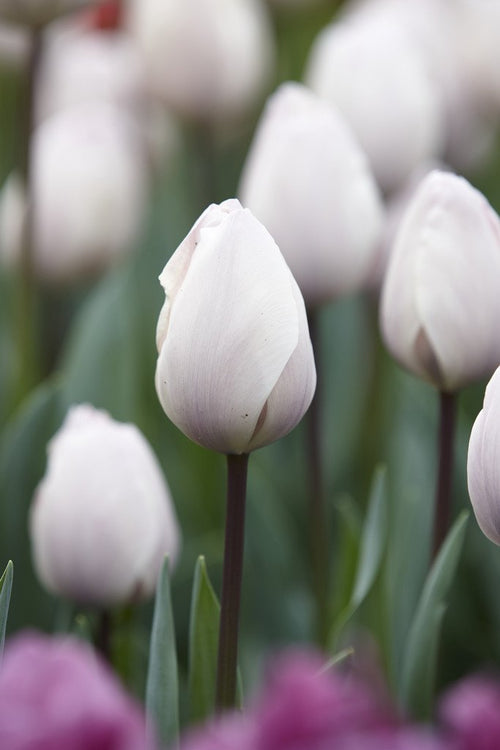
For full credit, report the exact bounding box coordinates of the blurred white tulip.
[0,103,147,284]
[468,366,500,545]
[380,170,500,391]
[30,404,181,606]
[126,0,274,123]
[0,0,95,27]
[305,16,444,194]
[239,82,384,307]
[155,199,316,454]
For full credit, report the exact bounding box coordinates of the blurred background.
[1,0,500,727]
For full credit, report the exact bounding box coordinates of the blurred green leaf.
[188,555,220,723]
[401,511,469,719]
[0,560,13,656]
[145,558,179,748]
[329,466,388,648]
[0,380,65,632]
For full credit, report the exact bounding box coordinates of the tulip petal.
[155,206,300,454]
[239,83,383,306]
[248,274,316,451]
[468,368,500,543]
[415,173,500,390]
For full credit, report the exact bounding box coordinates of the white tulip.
[155,199,316,454]
[36,22,145,122]
[126,0,274,123]
[468,366,500,545]
[239,82,384,307]
[30,405,181,605]
[30,103,147,283]
[305,17,444,194]
[0,0,95,27]
[380,170,500,391]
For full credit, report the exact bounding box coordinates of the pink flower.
[0,632,153,750]
[253,651,392,750]
[440,675,500,750]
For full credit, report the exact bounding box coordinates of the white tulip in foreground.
[126,0,274,123]
[380,170,500,392]
[468,367,500,545]
[305,17,443,194]
[155,199,316,454]
[239,82,384,307]
[0,0,94,26]
[30,405,180,606]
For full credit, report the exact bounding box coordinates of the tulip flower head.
[155,199,316,455]
[380,170,500,391]
[239,82,384,307]
[126,0,274,123]
[30,404,180,606]
[467,367,500,545]
[305,17,444,194]
[0,633,153,749]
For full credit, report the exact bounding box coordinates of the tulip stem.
[306,309,330,648]
[96,609,113,663]
[215,452,249,712]
[15,26,42,404]
[432,390,457,559]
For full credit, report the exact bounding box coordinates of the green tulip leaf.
[329,466,388,648]
[188,555,243,721]
[188,556,221,722]
[0,560,13,656]
[145,557,179,748]
[401,511,469,719]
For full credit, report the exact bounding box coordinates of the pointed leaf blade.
[188,556,220,723]
[0,560,13,656]
[145,558,179,748]
[401,511,469,718]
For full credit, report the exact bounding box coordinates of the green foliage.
[0,560,13,656]
[146,558,179,748]
[188,556,221,723]
[401,512,469,719]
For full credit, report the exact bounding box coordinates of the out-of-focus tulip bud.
[36,21,145,122]
[239,83,384,307]
[155,199,316,455]
[0,103,148,284]
[30,404,181,606]
[0,0,96,27]
[305,17,444,195]
[126,0,274,124]
[380,170,500,391]
[0,633,155,749]
[36,17,178,170]
[467,367,500,545]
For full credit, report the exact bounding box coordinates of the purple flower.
[336,727,455,750]
[440,674,500,750]
[253,651,393,750]
[0,632,153,750]
[181,650,395,750]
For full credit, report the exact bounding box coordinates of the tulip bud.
[3,103,148,284]
[0,0,96,27]
[380,170,500,391]
[30,404,181,606]
[155,199,316,454]
[305,17,444,195]
[467,367,500,545]
[0,633,154,749]
[126,0,274,123]
[239,83,384,307]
